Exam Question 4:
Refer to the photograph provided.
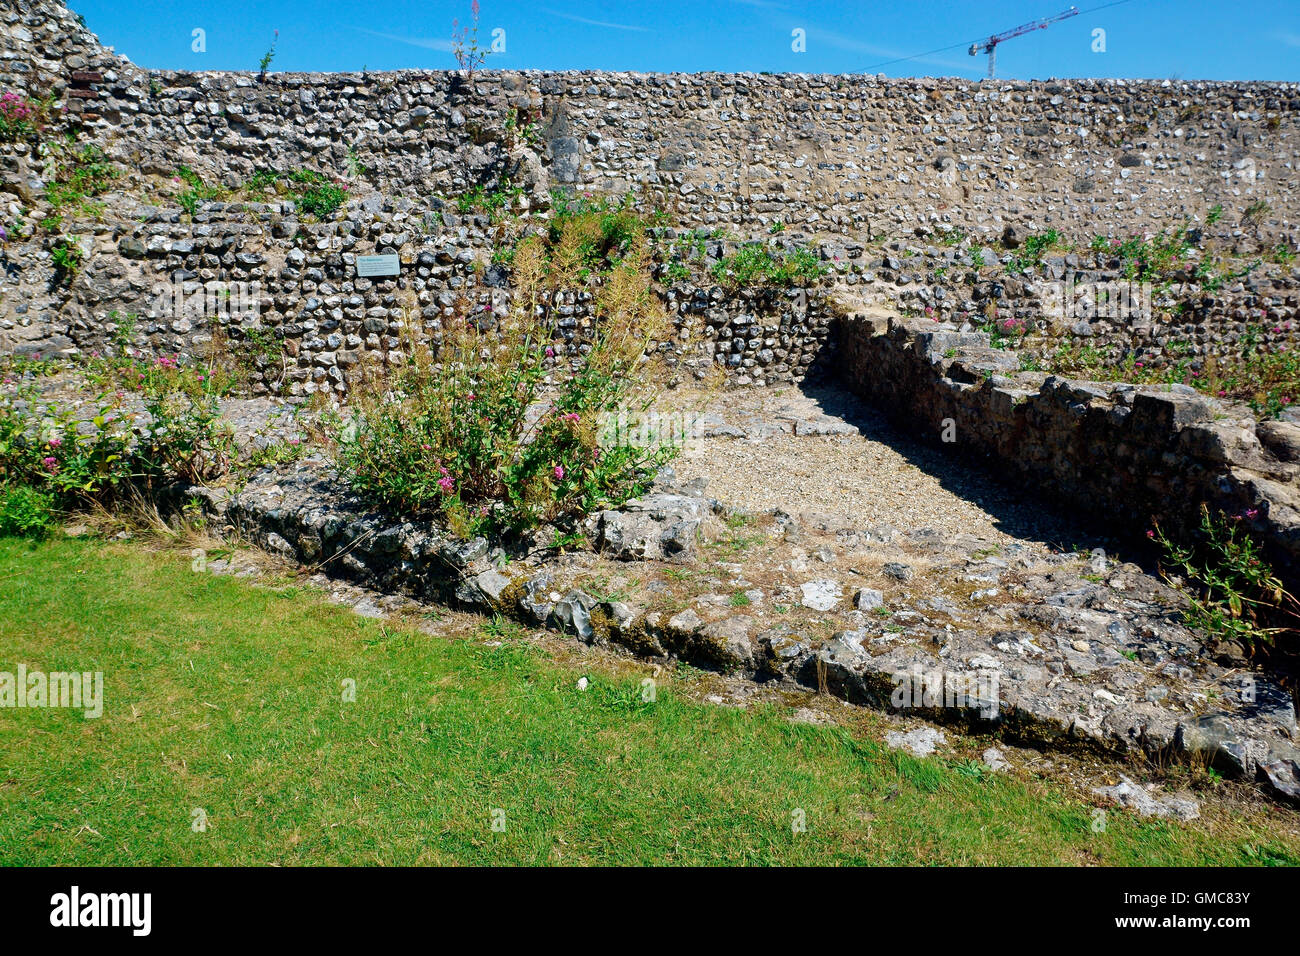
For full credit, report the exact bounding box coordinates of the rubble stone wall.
[838,310,1300,588]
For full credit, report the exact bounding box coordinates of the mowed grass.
[0,537,1297,866]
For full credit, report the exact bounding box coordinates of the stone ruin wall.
[3,0,1300,386]
[6,0,1300,584]
[837,310,1300,595]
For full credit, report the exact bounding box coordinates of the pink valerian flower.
[42,456,57,472]
[553,464,565,480]
[561,412,580,424]
[465,392,476,402]
[47,437,62,448]
[544,347,555,358]
[437,476,455,494]
[0,92,35,124]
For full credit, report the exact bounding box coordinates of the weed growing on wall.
[174,165,224,217]
[0,91,52,143]
[42,141,117,230]
[1151,504,1299,652]
[709,242,826,289]
[1041,326,1300,419]
[49,237,82,281]
[1005,229,1064,275]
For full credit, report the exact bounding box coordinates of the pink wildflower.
[437,476,454,493]
[553,464,565,480]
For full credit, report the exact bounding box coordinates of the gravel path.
[669,383,1097,551]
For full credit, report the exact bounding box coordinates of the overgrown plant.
[0,356,235,536]
[337,272,675,537]
[0,91,46,143]
[709,243,825,289]
[258,30,279,80]
[1151,504,1300,650]
[451,1,489,74]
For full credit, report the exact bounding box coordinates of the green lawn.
[0,536,1296,866]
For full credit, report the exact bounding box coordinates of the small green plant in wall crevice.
[50,237,83,282]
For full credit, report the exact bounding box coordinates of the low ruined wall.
[837,311,1300,587]
[48,198,835,393]
[863,239,1300,366]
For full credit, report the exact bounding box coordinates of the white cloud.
[354,27,454,53]
[543,8,651,32]
[805,28,971,72]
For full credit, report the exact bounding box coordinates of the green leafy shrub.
[338,264,676,537]
[1152,504,1299,650]
[50,238,83,280]
[709,243,825,288]
[0,356,235,525]
[0,483,55,538]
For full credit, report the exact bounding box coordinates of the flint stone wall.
[839,311,1300,591]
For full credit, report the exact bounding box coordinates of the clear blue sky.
[71,0,1300,80]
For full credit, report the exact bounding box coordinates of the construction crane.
[969,6,1080,79]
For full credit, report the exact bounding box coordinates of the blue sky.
[73,0,1300,80]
